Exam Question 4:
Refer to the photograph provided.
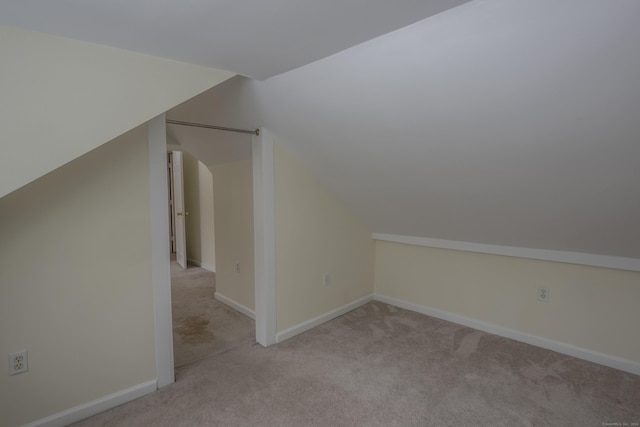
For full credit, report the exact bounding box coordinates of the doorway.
[149,114,276,388]
[167,149,255,368]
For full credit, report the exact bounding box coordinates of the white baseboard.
[374,294,640,376]
[201,263,215,272]
[372,233,640,272]
[214,292,255,319]
[277,294,374,343]
[187,258,215,272]
[24,380,157,427]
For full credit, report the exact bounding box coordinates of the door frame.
[252,128,277,346]
[148,114,174,387]
[148,115,277,389]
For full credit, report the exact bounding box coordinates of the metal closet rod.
[166,119,260,136]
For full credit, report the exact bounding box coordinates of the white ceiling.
[0,0,469,80]
[4,0,640,259]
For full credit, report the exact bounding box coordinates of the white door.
[172,151,187,269]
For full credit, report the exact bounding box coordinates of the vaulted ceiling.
[3,0,639,259]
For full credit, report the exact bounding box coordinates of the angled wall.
[274,142,375,335]
[0,126,155,427]
[0,25,233,198]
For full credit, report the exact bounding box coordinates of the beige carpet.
[170,260,255,368]
[72,301,640,426]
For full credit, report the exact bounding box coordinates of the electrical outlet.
[9,350,28,376]
[235,262,240,274]
[537,287,550,303]
[323,273,330,286]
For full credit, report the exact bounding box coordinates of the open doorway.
[149,114,276,387]
[167,147,256,369]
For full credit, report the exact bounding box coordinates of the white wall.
[274,142,375,332]
[0,24,234,198]
[375,240,640,367]
[183,152,215,271]
[0,126,155,427]
[212,159,255,311]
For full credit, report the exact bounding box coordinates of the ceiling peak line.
[166,119,260,136]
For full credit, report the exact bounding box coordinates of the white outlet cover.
[9,350,28,375]
[537,287,550,303]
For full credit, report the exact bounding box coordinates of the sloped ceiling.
[0,25,234,198]
[0,0,469,80]
[3,0,639,259]
[254,0,640,259]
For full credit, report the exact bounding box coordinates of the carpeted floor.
[170,260,255,368]
[72,301,640,426]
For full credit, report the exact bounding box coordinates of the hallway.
[171,260,255,368]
